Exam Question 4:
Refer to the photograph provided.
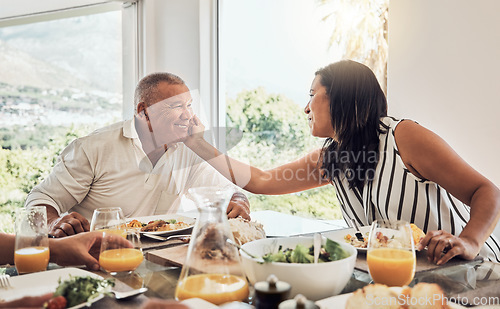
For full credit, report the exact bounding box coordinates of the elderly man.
[25,72,250,237]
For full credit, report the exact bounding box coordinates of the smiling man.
[25,72,250,237]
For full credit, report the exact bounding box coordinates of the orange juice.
[14,246,50,274]
[175,273,249,305]
[99,248,143,272]
[367,248,415,286]
[99,228,127,238]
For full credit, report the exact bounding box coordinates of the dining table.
[1,210,499,308]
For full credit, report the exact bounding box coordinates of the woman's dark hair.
[317,60,388,191]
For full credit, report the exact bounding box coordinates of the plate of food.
[0,267,113,308]
[126,214,195,236]
[323,226,371,252]
[323,223,426,252]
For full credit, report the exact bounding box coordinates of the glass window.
[219,0,388,220]
[0,10,123,232]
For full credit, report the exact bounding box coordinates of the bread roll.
[345,284,401,309]
[228,217,266,245]
[402,283,449,309]
[345,283,449,309]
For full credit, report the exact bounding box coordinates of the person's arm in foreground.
[0,293,53,308]
[395,120,500,265]
[0,231,131,269]
[0,232,132,308]
[184,116,328,195]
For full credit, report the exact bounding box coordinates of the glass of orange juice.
[99,229,143,275]
[366,220,416,286]
[90,207,126,236]
[14,206,50,274]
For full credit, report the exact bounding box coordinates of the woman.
[184,60,500,265]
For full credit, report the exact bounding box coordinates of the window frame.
[0,0,141,120]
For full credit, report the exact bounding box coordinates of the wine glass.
[366,220,416,286]
[90,207,126,235]
[99,229,143,275]
[14,206,50,274]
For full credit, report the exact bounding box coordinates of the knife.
[351,219,365,242]
[143,234,191,242]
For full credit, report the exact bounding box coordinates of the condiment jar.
[278,294,319,309]
[254,274,291,309]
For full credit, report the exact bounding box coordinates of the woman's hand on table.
[183,115,205,148]
[417,230,480,265]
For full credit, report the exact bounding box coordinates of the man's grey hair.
[134,72,185,113]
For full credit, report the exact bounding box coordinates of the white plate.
[315,287,466,309]
[322,226,371,252]
[127,214,195,236]
[0,267,105,308]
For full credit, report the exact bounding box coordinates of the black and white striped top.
[333,116,500,262]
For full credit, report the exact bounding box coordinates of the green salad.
[52,276,115,307]
[262,238,350,263]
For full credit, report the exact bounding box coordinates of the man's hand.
[226,192,251,220]
[46,206,90,237]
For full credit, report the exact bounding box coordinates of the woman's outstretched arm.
[184,116,329,195]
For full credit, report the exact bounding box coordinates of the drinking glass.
[14,206,50,274]
[366,220,416,286]
[99,229,143,275]
[90,207,126,235]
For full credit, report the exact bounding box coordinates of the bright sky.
[221,0,341,106]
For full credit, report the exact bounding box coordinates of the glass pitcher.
[175,186,249,305]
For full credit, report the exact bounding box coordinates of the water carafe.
[175,186,249,305]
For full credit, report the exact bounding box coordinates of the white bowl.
[240,236,357,301]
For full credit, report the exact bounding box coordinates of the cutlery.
[351,219,365,242]
[0,274,11,289]
[112,287,148,300]
[143,234,191,242]
[313,233,321,263]
[226,238,265,263]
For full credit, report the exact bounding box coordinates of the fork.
[0,274,12,289]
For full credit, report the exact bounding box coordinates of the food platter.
[127,214,195,236]
[0,268,105,308]
[315,287,466,309]
[323,226,371,252]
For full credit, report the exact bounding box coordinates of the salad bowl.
[240,236,357,301]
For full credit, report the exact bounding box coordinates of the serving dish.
[240,236,357,301]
